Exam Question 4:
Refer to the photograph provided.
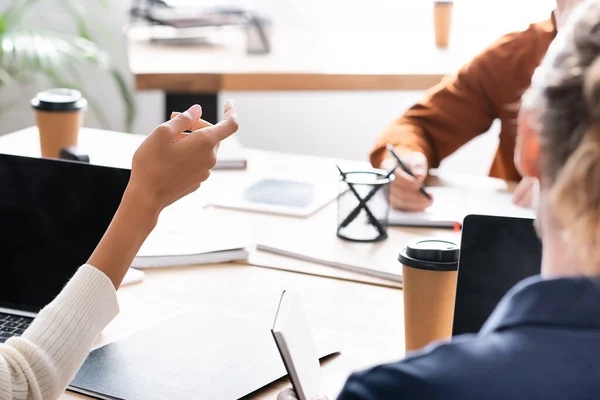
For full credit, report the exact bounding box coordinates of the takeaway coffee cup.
[31,88,87,158]
[399,239,460,352]
[434,0,453,48]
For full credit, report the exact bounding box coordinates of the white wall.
[0,0,554,175]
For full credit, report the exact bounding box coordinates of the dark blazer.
[338,276,600,400]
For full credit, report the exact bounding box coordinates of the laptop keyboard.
[0,312,33,343]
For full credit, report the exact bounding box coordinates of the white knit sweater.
[0,265,119,400]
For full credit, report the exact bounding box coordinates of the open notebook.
[386,187,535,228]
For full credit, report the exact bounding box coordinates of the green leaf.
[109,67,136,131]
[0,30,136,130]
[0,67,14,85]
[57,0,116,47]
[58,0,93,42]
[93,0,112,11]
[0,0,39,32]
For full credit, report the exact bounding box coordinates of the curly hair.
[522,0,600,260]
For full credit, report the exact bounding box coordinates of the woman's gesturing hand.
[88,101,238,289]
[126,101,238,214]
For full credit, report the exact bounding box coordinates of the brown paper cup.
[402,266,457,352]
[399,239,459,353]
[434,1,453,48]
[35,110,83,158]
[31,89,87,159]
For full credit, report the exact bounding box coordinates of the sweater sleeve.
[370,35,521,169]
[0,264,119,400]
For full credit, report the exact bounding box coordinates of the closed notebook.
[132,205,251,268]
[257,244,403,283]
[69,308,339,400]
[132,231,250,268]
[214,135,247,170]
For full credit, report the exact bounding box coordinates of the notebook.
[214,135,247,170]
[272,291,322,400]
[132,206,251,268]
[256,244,403,283]
[132,231,250,268]
[69,308,338,400]
[386,187,535,228]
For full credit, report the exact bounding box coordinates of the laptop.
[452,214,543,336]
[0,153,130,342]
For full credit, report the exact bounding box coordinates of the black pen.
[386,144,432,201]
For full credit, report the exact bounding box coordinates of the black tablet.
[452,214,542,335]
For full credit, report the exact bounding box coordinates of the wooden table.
[0,127,513,399]
[127,0,554,122]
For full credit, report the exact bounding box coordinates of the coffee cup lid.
[398,239,459,271]
[31,88,87,112]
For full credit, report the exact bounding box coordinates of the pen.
[386,144,432,201]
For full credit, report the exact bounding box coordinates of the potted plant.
[0,0,135,130]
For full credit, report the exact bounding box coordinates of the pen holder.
[337,170,393,243]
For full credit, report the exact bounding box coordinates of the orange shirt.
[370,16,556,182]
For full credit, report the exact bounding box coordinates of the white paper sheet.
[387,187,535,228]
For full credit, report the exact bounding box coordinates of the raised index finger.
[194,100,239,144]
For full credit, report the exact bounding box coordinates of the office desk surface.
[128,1,554,92]
[62,264,405,399]
[0,127,512,399]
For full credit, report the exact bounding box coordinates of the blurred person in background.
[371,0,581,212]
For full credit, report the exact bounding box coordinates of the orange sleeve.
[370,41,508,169]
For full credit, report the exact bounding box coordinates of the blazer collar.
[481,275,600,334]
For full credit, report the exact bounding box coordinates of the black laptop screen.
[452,215,542,336]
[0,154,130,312]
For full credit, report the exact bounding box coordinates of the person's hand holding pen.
[382,145,434,211]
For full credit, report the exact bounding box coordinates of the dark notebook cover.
[69,308,338,400]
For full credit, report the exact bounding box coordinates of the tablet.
[212,178,338,217]
[272,291,321,400]
[452,215,542,335]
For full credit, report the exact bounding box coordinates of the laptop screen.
[0,154,130,313]
[452,214,542,335]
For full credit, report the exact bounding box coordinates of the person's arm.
[0,101,238,400]
[372,33,527,211]
[370,46,503,170]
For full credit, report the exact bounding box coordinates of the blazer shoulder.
[477,18,555,70]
